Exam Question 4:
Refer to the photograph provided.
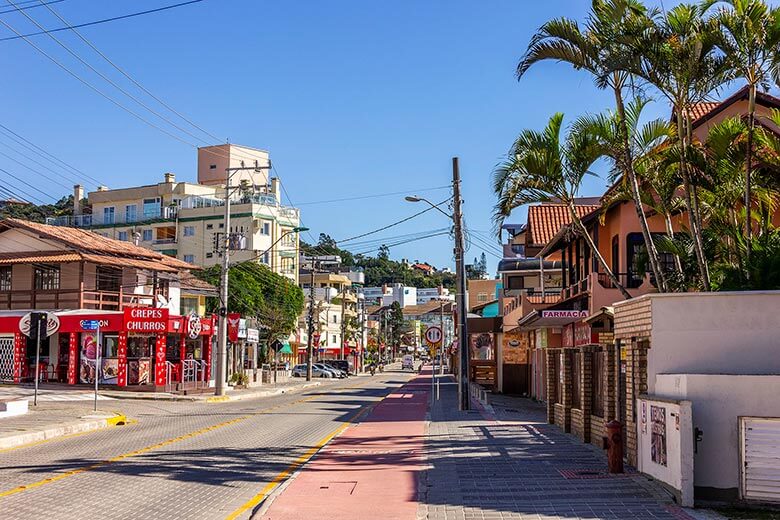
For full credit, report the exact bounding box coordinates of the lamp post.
[405,157,469,410]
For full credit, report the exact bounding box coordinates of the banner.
[227,313,241,343]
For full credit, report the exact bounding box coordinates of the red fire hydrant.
[604,420,624,474]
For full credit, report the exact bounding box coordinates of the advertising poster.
[128,359,150,385]
[502,330,527,364]
[650,405,668,467]
[79,332,98,384]
[101,359,118,385]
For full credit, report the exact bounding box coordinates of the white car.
[291,364,332,378]
[402,355,415,370]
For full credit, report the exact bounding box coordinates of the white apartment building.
[47,144,301,283]
[361,283,417,308]
[416,287,454,305]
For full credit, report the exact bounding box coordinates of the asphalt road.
[0,371,416,520]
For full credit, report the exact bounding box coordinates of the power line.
[0,0,206,42]
[0,167,55,202]
[295,185,450,206]
[0,123,103,187]
[35,0,224,145]
[0,0,64,15]
[336,199,451,244]
[0,148,71,190]
[0,137,88,189]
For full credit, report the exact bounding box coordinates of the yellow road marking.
[224,405,374,520]
[0,379,376,500]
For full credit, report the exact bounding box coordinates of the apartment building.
[48,144,301,283]
[299,272,358,360]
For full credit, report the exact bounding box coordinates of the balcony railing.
[0,289,154,311]
[46,206,178,228]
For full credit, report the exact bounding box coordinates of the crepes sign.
[124,307,169,333]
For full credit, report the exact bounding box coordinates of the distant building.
[416,286,453,305]
[361,283,417,308]
[46,144,300,283]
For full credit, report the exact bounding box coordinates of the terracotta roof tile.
[687,102,720,122]
[526,204,599,246]
[0,251,82,264]
[179,272,218,294]
[80,253,179,272]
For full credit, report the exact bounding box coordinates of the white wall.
[647,292,780,395]
[636,395,694,506]
[655,374,780,497]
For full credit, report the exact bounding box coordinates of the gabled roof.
[688,85,780,129]
[0,218,198,272]
[526,204,600,247]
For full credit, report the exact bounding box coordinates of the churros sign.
[124,307,169,333]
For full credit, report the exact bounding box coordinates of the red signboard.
[227,313,241,343]
[574,321,597,346]
[124,307,169,333]
[562,324,574,348]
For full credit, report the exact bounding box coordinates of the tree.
[518,0,671,292]
[493,112,632,299]
[197,262,304,342]
[703,0,780,267]
[386,301,407,348]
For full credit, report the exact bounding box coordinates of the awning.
[279,342,293,354]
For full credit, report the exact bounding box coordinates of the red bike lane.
[259,371,430,520]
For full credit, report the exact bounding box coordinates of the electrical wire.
[295,185,450,206]
[0,0,206,42]
[0,0,64,15]
[0,139,84,189]
[336,199,451,244]
[0,166,57,202]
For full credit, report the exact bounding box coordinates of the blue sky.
[0,0,746,274]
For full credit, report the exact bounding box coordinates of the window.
[332,335,337,345]
[570,351,581,409]
[0,266,10,291]
[143,198,160,219]
[206,224,213,230]
[591,351,605,418]
[218,223,224,229]
[332,314,338,324]
[209,164,217,170]
[477,292,488,302]
[34,265,60,290]
[118,231,128,241]
[103,206,115,224]
[125,205,137,223]
[184,254,195,264]
[181,296,199,316]
[142,229,152,242]
[259,252,270,265]
[183,226,195,237]
[506,275,524,290]
[206,253,213,259]
[97,266,121,292]
[259,221,270,235]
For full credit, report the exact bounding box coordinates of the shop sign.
[227,313,241,342]
[535,328,548,349]
[312,332,321,347]
[187,313,202,339]
[574,321,597,346]
[541,310,588,319]
[124,308,169,333]
[238,319,247,339]
[562,324,574,347]
[246,328,259,343]
[201,317,213,335]
[19,312,60,338]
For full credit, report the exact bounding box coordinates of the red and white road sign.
[425,326,443,345]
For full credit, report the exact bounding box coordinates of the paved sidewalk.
[421,380,692,520]
[259,370,430,519]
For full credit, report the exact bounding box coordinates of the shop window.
[96,266,121,292]
[103,335,119,358]
[591,350,605,417]
[0,266,11,291]
[570,351,581,409]
[34,265,60,290]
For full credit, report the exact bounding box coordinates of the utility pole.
[339,288,346,359]
[216,161,270,397]
[452,157,470,411]
[306,265,316,381]
[439,299,445,376]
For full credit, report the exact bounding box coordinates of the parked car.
[315,363,346,379]
[291,364,332,378]
[324,359,351,376]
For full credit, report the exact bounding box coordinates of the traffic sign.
[425,326,443,346]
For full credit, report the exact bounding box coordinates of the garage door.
[742,418,780,502]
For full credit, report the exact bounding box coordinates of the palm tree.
[702,0,780,268]
[493,113,632,299]
[632,3,731,290]
[517,0,670,292]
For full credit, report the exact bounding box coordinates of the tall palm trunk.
[612,81,669,292]
[675,109,711,290]
[663,211,684,276]
[568,202,632,300]
[745,82,757,273]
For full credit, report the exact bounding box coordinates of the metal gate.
[0,336,15,382]
[741,417,780,502]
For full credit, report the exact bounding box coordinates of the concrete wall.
[636,395,694,507]
[655,374,780,501]
[647,292,780,395]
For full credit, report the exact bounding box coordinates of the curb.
[207,382,322,403]
[0,413,127,451]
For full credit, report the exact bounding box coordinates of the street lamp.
[405,157,470,411]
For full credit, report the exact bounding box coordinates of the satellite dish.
[156,294,169,308]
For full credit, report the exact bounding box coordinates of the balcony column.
[117,332,128,387]
[67,332,78,385]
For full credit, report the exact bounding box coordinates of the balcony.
[559,272,657,312]
[0,289,154,311]
[46,206,178,228]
